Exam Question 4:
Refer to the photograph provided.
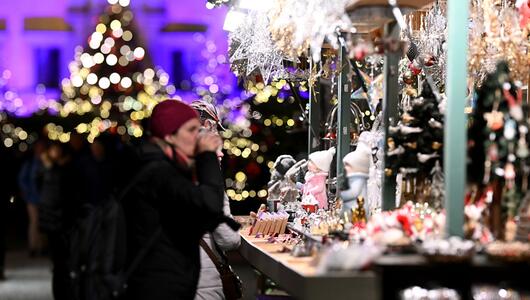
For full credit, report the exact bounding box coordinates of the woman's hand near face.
[196,132,222,153]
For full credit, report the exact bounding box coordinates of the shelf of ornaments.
[346,0,436,34]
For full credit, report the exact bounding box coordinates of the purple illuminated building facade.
[0,0,234,115]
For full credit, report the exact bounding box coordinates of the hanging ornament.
[428,118,443,129]
[484,110,504,131]
[468,0,529,85]
[505,163,517,183]
[268,0,354,63]
[400,86,417,112]
[351,42,374,61]
[408,61,422,76]
[388,145,406,156]
[229,11,290,84]
[503,83,524,121]
[402,70,415,85]
[404,142,418,149]
[417,152,439,163]
[412,2,447,87]
[504,119,518,140]
[431,142,442,150]
[487,144,499,162]
[430,161,445,210]
[422,54,437,67]
[387,137,396,151]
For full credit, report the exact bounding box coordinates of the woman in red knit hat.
[190,100,241,300]
[122,99,229,300]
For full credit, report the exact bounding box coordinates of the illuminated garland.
[54,1,174,142]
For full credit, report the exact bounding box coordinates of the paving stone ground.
[0,251,53,300]
[0,250,259,300]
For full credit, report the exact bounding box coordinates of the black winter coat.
[122,142,225,300]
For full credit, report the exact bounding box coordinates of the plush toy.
[340,134,372,215]
[267,155,296,210]
[302,147,336,210]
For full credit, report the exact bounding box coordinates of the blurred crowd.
[0,99,243,300]
[0,133,130,274]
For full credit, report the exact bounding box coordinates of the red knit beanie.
[150,99,199,138]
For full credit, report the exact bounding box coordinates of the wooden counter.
[238,230,379,300]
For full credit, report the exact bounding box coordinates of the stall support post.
[308,59,321,154]
[382,22,401,211]
[444,0,470,237]
[336,41,351,188]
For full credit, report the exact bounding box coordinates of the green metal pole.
[337,41,351,188]
[382,22,400,211]
[444,0,469,237]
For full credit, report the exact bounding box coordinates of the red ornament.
[408,61,421,76]
[302,204,318,213]
[352,42,374,60]
[403,70,415,85]
[397,214,413,236]
[423,55,436,67]
[324,130,336,140]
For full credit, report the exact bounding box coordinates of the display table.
[238,229,379,300]
[238,219,530,300]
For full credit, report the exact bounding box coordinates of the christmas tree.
[468,61,528,229]
[386,80,445,206]
[53,1,172,143]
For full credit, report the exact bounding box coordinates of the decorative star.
[484,110,504,131]
[229,12,287,84]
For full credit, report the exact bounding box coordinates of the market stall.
[209,0,530,298]
[238,226,378,300]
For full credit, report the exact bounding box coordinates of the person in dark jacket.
[80,136,116,205]
[39,142,83,300]
[122,99,225,300]
[18,140,46,256]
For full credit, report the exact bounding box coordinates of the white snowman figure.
[340,132,372,216]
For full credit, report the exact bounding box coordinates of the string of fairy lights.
[219,76,309,201]
[0,69,36,151]
[44,0,173,143]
